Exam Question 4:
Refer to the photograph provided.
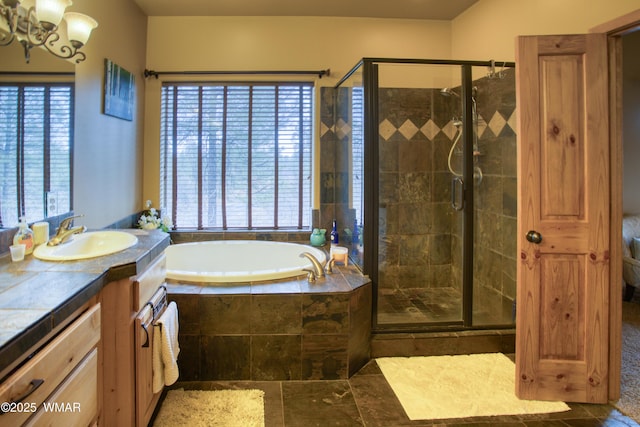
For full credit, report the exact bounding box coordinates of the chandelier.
[0,0,97,63]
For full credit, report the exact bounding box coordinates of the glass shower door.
[334,58,517,332]
[333,64,365,272]
[373,62,466,328]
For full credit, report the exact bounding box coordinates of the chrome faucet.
[47,215,86,246]
[299,252,326,279]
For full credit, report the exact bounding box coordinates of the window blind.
[351,86,364,223]
[0,83,73,227]
[160,82,313,230]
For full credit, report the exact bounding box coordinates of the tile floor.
[156,358,640,427]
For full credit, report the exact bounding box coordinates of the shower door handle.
[451,177,464,211]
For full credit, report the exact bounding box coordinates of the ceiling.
[132,0,479,20]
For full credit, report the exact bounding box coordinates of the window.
[351,86,364,224]
[160,82,313,230]
[0,83,73,227]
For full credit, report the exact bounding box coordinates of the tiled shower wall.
[471,70,518,306]
[320,69,517,305]
[375,87,460,292]
[319,87,354,240]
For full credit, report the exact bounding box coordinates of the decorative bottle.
[13,217,35,255]
[330,219,339,245]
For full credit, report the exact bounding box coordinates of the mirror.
[0,40,74,230]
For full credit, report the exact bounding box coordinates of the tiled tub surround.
[0,228,170,376]
[166,261,372,382]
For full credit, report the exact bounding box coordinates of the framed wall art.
[103,59,134,121]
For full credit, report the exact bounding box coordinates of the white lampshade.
[35,0,72,27]
[19,0,35,10]
[63,12,97,46]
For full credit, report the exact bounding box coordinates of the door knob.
[526,230,542,244]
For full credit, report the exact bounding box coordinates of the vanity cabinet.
[0,303,101,427]
[101,253,166,427]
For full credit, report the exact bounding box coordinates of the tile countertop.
[0,228,170,376]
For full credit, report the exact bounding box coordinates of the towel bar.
[140,285,167,348]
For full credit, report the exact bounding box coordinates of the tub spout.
[300,252,325,279]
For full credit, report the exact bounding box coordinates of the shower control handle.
[526,230,543,244]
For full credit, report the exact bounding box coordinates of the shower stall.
[330,58,516,332]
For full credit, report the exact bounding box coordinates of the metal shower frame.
[336,57,516,333]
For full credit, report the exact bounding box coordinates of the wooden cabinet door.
[515,33,611,403]
[135,307,160,427]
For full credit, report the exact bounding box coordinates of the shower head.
[440,87,460,98]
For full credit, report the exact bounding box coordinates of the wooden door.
[515,33,611,403]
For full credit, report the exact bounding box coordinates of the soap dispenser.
[14,217,35,255]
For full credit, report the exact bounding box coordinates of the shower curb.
[370,328,515,358]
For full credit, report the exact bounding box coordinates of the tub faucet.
[48,215,86,246]
[325,257,336,274]
[302,268,317,283]
[299,252,325,279]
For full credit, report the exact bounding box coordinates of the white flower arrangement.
[138,200,173,232]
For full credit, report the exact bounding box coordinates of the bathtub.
[164,240,327,283]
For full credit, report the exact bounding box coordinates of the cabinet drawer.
[25,348,98,427]
[133,253,166,311]
[0,304,100,427]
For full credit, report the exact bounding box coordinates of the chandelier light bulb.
[64,12,97,47]
[35,0,72,29]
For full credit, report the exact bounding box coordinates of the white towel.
[152,301,180,393]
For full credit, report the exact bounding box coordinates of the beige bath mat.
[153,388,265,427]
[376,353,570,421]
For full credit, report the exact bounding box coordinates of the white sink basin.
[33,231,138,261]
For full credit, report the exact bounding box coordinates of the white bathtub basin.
[33,230,138,261]
[165,240,327,283]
